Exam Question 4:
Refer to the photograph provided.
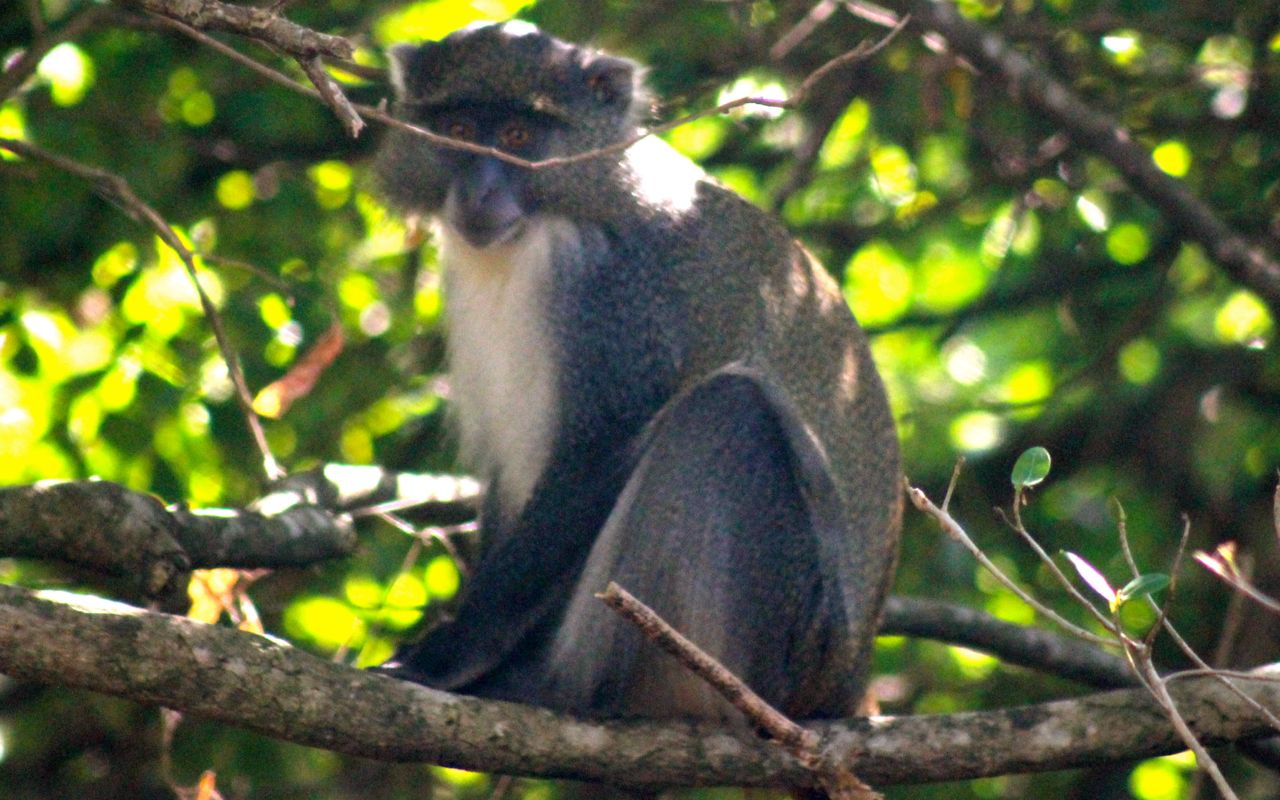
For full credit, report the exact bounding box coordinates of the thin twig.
[0,137,283,481]
[789,14,909,105]
[770,0,839,60]
[200,251,293,292]
[999,503,1118,634]
[1273,474,1280,548]
[152,7,902,164]
[296,53,365,137]
[1156,538,1280,735]
[1211,554,1250,668]
[24,0,46,36]
[599,584,817,751]
[1197,544,1280,615]
[598,583,880,800]
[906,480,1112,646]
[1132,655,1241,800]
[120,0,352,59]
[940,457,964,512]
[1146,516,1192,650]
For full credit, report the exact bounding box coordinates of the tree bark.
[2,583,1279,790]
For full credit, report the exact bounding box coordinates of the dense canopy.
[2,1,1280,798]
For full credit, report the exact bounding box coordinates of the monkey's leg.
[525,369,862,720]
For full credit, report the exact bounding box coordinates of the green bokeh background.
[3,0,1280,797]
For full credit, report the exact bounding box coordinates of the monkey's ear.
[386,44,423,99]
[583,55,639,107]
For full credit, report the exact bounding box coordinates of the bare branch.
[880,596,1136,689]
[789,15,909,106]
[600,583,817,752]
[1132,654,1241,800]
[5,583,1280,788]
[0,468,478,597]
[112,0,365,135]
[115,0,352,60]
[905,479,1112,646]
[149,5,901,165]
[599,584,879,799]
[771,0,840,60]
[297,54,365,138]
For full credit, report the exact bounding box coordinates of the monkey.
[373,21,901,723]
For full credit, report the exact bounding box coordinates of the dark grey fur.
[374,23,901,722]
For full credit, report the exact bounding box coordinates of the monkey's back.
[664,180,903,714]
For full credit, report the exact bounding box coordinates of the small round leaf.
[1011,446,1052,488]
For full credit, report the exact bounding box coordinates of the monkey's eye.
[498,122,532,150]
[586,74,611,103]
[586,71,620,104]
[442,120,476,141]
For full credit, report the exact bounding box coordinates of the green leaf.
[1011,446,1052,488]
[1117,573,1170,605]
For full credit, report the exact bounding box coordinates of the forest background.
[2,0,1280,798]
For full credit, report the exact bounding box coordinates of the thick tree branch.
[892,0,1280,315]
[881,596,1136,689]
[0,468,478,598]
[3,583,1280,789]
[111,0,362,135]
[115,0,352,60]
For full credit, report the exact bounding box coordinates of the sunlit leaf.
[1106,222,1151,265]
[1129,756,1191,800]
[425,554,460,599]
[950,411,1004,453]
[37,43,95,106]
[1065,551,1116,606]
[1152,140,1191,177]
[1117,338,1161,385]
[818,100,870,169]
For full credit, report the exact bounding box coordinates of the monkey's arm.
[378,436,637,691]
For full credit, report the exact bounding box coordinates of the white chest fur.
[439,218,569,518]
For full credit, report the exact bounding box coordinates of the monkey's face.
[375,25,649,232]
[416,105,557,248]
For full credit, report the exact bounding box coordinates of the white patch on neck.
[440,217,569,519]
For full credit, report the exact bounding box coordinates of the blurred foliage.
[2,0,1280,798]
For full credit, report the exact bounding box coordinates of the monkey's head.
[375,23,650,247]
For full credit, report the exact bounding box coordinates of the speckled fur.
[373,23,901,723]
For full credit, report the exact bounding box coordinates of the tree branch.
[880,596,1136,689]
[0,468,478,598]
[892,0,1280,315]
[115,0,351,60]
[3,583,1280,789]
